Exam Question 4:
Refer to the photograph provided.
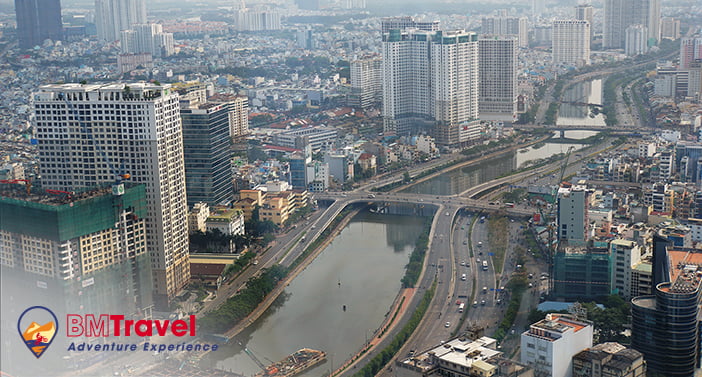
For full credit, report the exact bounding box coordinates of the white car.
[445,322,450,328]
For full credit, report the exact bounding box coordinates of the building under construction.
[0,182,153,375]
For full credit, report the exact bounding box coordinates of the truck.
[458,303,465,313]
[482,261,488,271]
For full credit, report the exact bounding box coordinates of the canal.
[557,79,606,127]
[401,132,591,196]
[209,211,427,377]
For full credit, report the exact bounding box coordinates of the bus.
[482,261,488,271]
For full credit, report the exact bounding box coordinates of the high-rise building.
[680,36,702,69]
[121,23,174,58]
[552,20,591,66]
[32,83,190,309]
[380,16,440,34]
[382,29,480,145]
[631,247,702,377]
[521,313,593,377]
[349,56,382,110]
[296,28,315,49]
[574,4,594,41]
[235,7,281,31]
[0,184,152,375]
[603,0,660,49]
[95,0,147,42]
[14,0,63,49]
[625,24,649,56]
[659,17,680,40]
[180,97,236,208]
[210,94,249,139]
[557,185,589,245]
[481,15,528,48]
[478,36,518,123]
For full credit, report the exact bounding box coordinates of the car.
[460,261,465,266]
[477,241,482,247]
[480,300,486,305]
[528,283,533,288]
[445,322,451,328]
[473,301,478,307]
[462,240,467,245]
[456,300,461,305]
[445,212,450,216]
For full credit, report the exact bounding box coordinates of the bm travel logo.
[16,307,219,359]
[17,306,59,358]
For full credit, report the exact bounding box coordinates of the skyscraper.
[481,15,528,48]
[32,83,190,309]
[603,0,660,49]
[382,29,480,145]
[95,0,147,42]
[350,56,382,110]
[680,35,702,69]
[380,16,439,34]
[121,23,174,58]
[659,17,681,40]
[478,36,518,123]
[14,0,62,49]
[180,95,236,208]
[631,247,702,377]
[552,20,591,66]
[574,4,594,41]
[625,24,648,56]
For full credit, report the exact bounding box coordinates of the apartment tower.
[32,83,189,309]
[95,0,147,42]
[382,29,480,145]
[603,0,660,49]
[14,0,63,49]
[478,36,518,122]
[552,20,591,66]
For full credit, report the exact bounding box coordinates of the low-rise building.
[188,202,210,234]
[397,336,532,377]
[572,342,646,377]
[521,313,593,377]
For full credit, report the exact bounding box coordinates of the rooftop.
[663,248,702,293]
[0,182,134,206]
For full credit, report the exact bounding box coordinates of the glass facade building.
[631,248,702,376]
[181,102,235,207]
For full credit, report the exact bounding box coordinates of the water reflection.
[210,212,426,377]
[557,79,606,127]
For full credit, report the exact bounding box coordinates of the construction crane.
[239,342,276,373]
[0,179,31,195]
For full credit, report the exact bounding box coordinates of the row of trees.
[199,264,288,333]
[401,218,432,288]
[352,283,436,377]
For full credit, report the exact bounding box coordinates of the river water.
[557,79,606,127]
[401,132,589,196]
[208,212,426,377]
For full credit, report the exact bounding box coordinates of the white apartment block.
[121,23,174,58]
[610,239,643,299]
[382,30,433,137]
[625,24,649,56]
[431,31,480,145]
[552,20,591,66]
[481,15,528,48]
[479,36,518,123]
[521,313,593,377]
[350,57,382,110]
[382,29,480,145]
[32,82,190,308]
[575,4,594,41]
[95,0,146,42]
